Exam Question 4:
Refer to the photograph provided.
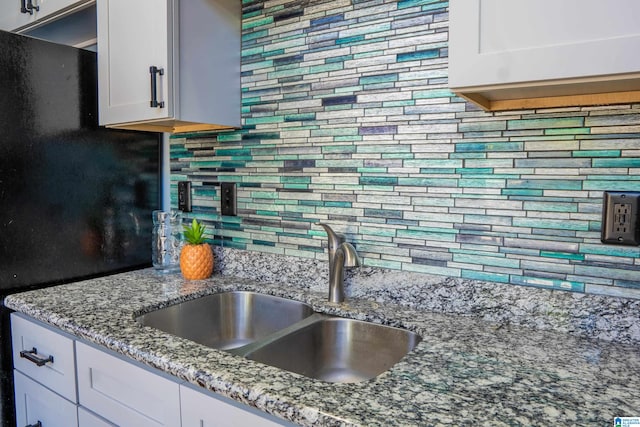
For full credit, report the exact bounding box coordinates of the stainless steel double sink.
[136,291,421,383]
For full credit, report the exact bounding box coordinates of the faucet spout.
[317,223,360,303]
[329,242,360,303]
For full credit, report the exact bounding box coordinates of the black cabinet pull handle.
[20,0,31,14]
[26,0,39,12]
[26,421,42,427]
[20,0,39,14]
[19,348,53,367]
[149,66,165,108]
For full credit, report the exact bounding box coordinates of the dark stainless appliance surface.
[0,30,160,426]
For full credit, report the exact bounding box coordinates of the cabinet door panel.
[77,342,181,427]
[78,407,116,427]
[97,0,172,125]
[180,384,291,427]
[449,0,640,88]
[14,370,78,427]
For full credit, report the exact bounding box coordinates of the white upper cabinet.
[449,0,640,111]
[97,0,241,133]
[0,0,92,32]
[97,0,171,127]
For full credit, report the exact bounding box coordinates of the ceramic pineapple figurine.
[180,219,214,280]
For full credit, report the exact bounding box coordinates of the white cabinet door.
[0,1,40,30]
[97,0,240,132]
[449,0,640,110]
[0,0,90,32]
[14,371,79,427]
[76,342,181,427]
[78,407,116,427]
[449,0,640,88]
[180,384,292,427]
[11,313,77,402]
[97,0,173,126]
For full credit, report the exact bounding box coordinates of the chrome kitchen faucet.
[317,223,360,303]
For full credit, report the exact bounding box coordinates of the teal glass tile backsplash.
[170,0,640,298]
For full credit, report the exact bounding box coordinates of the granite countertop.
[5,268,640,426]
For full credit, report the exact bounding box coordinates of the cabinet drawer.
[11,313,77,402]
[14,370,78,427]
[77,342,181,427]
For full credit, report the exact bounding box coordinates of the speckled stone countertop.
[5,268,640,426]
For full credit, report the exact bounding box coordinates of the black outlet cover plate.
[220,182,237,216]
[178,181,192,212]
[601,191,640,245]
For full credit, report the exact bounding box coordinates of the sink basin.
[244,317,422,383]
[136,291,314,350]
[138,291,421,383]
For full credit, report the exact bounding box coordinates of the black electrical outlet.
[220,182,237,216]
[601,191,640,245]
[178,181,192,212]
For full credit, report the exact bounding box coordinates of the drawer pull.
[19,348,54,367]
[25,421,42,427]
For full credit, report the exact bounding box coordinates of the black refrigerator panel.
[0,30,160,426]
[0,30,161,289]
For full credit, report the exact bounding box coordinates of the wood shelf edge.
[455,90,640,112]
[107,121,238,134]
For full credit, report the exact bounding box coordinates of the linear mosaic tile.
[170,0,640,298]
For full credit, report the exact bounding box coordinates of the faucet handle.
[339,242,360,268]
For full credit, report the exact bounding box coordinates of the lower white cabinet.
[14,370,79,427]
[181,383,289,427]
[78,406,117,426]
[12,314,296,427]
[77,342,181,427]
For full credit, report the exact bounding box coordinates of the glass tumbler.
[152,210,183,272]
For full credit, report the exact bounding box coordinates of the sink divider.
[228,313,329,358]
